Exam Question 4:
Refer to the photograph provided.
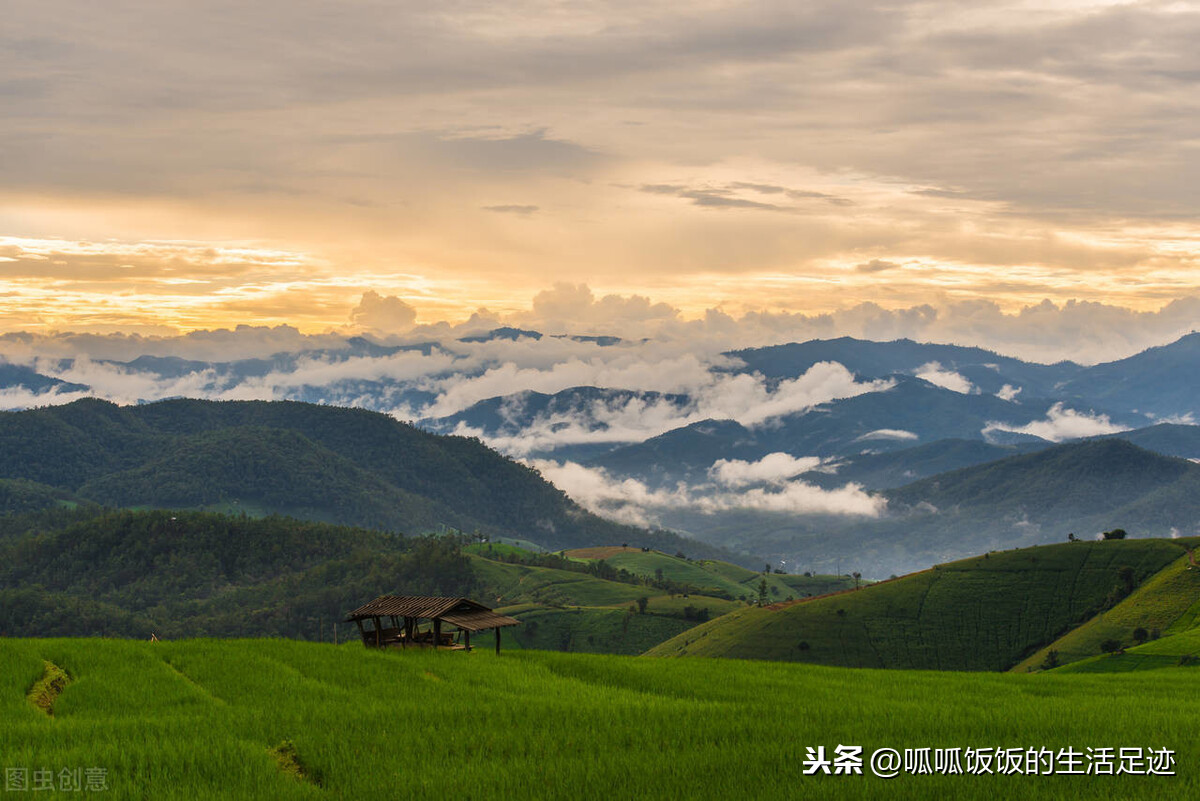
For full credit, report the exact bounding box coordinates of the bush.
[1100,639,1122,654]
[1102,528,1128,540]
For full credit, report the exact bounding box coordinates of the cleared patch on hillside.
[268,740,321,786]
[562,546,640,559]
[27,660,70,716]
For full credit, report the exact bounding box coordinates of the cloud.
[528,458,885,526]
[996,384,1021,401]
[349,291,418,333]
[482,205,539,215]
[426,358,893,452]
[639,182,851,212]
[982,402,1129,443]
[855,429,919,442]
[914,361,974,394]
[855,259,901,274]
[708,453,823,488]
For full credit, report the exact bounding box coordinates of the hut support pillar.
[495,627,501,655]
[434,618,442,650]
[465,630,471,651]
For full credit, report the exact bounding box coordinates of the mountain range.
[0,398,736,561]
[4,329,1200,577]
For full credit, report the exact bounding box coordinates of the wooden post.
[334,623,338,646]
[495,626,501,655]
[374,616,382,647]
[465,630,471,651]
[434,618,442,650]
[355,619,365,645]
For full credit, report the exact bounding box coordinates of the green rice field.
[0,638,1193,799]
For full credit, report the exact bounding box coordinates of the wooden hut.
[345,595,521,653]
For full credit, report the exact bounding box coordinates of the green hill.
[0,509,476,639]
[1012,551,1200,671]
[886,439,1199,522]
[646,539,1194,670]
[0,398,740,558]
[0,508,739,654]
[564,546,855,601]
[465,547,747,655]
[2,639,1195,800]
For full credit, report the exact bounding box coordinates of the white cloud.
[528,458,886,526]
[350,291,418,333]
[855,429,919,442]
[982,402,1129,442]
[996,384,1022,401]
[430,359,893,455]
[1147,412,1196,425]
[914,361,974,394]
[708,453,823,488]
[0,385,92,411]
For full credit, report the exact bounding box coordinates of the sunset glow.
[2,0,1198,341]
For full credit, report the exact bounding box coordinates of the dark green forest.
[0,398,738,560]
[0,509,476,639]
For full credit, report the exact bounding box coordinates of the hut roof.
[344,595,520,631]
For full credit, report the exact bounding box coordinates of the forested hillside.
[0,398,735,558]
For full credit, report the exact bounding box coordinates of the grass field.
[0,638,1194,800]
[1055,627,1200,673]
[563,547,855,600]
[647,539,1194,670]
[1014,552,1200,671]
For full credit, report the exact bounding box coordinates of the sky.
[2,0,1199,351]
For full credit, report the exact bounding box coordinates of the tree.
[1133,627,1149,644]
[1100,639,1122,654]
[756,578,769,606]
[1040,650,1060,670]
[1103,528,1128,540]
[1118,566,1135,593]
[852,572,862,590]
[636,596,648,614]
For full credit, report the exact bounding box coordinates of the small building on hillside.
[345,595,521,652]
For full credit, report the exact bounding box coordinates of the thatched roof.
[345,595,521,631]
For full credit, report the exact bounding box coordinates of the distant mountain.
[725,336,1080,396]
[421,386,693,460]
[801,438,1048,490]
[1058,331,1200,419]
[885,438,1200,522]
[637,438,1200,578]
[1098,423,1200,460]
[0,398,741,559]
[0,362,88,394]
[800,424,1200,491]
[587,377,1136,484]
